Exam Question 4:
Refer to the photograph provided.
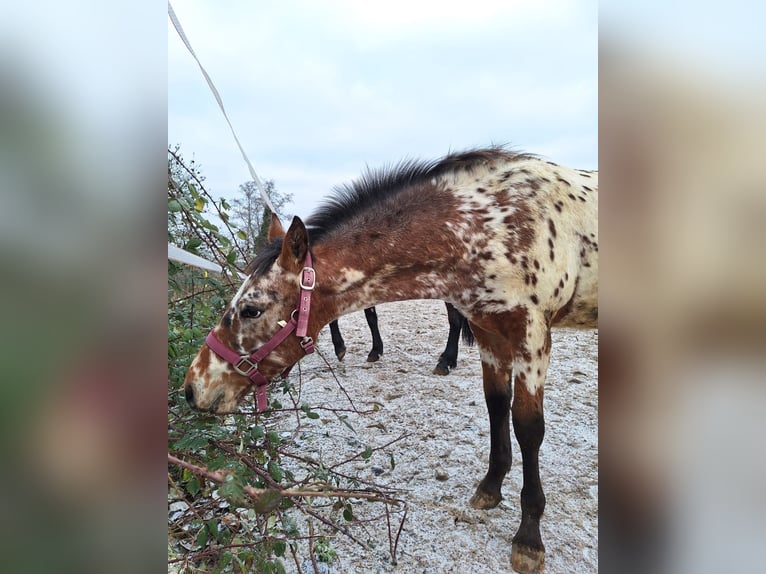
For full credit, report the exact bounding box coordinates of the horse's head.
[183,215,318,413]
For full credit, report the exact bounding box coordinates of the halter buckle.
[300,267,316,290]
[300,336,315,353]
[234,356,257,377]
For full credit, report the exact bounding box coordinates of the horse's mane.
[249,146,533,277]
[307,146,532,242]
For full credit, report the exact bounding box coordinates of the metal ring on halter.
[234,356,257,377]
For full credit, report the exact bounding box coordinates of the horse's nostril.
[184,385,196,408]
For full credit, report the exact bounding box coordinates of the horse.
[327,303,474,374]
[183,147,598,573]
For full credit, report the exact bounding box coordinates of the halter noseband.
[205,253,316,412]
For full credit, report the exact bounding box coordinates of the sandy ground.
[281,299,598,574]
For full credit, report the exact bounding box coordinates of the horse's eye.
[241,306,263,319]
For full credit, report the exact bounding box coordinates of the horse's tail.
[460,312,475,347]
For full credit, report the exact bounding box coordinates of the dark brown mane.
[249,146,533,277]
[307,146,532,243]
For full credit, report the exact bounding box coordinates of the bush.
[167,148,406,573]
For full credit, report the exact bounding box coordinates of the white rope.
[168,243,248,280]
[168,1,276,214]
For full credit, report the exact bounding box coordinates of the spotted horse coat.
[184,147,598,573]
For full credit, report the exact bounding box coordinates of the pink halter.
[205,253,316,412]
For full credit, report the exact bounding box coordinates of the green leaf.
[173,433,208,450]
[196,524,208,548]
[273,540,286,557]
[218,551,232,569]
[195,197,205,211]
[168,199,182,213]
[250,425,264,441]
[342,503,354,522]
[267,431,281,446]
[205,519,219,543]
[306,411,320,419]
[268,461,283,483]
[252,489,283,514]
[237,230,248,241]
[361,446,373,460]
[219,474,246,507]
[183,237,201,251]
[186,476,200,496]
[208,455,228,471]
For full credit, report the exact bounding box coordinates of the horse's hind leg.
[328,319,346,361]
[364,307,384,362]
[434,302,463,375]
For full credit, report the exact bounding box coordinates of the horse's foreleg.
[510,323,551,574]
[364,307,383,362]
[433,302,463,375]
[469,328,513,509]
[328,319,346,361]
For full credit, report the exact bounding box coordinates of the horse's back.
[443,155,598,329]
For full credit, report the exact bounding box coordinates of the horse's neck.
[312,233,459,318]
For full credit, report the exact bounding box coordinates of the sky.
[168,0,598,220]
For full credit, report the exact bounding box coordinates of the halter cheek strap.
[205,253,316,412]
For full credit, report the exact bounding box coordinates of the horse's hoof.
[511,543,545,573]
[366,351,381,362]
[469,488,502,509]
[336,349,346,362]
[432,364,449,376]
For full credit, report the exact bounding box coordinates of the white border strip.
[168,243,248,280]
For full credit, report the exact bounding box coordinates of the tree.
[230,180,293,258]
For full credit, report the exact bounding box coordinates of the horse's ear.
[268,212,285,241]
[279,216,309,272]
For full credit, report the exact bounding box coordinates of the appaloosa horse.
[184,147,598,573]
[327,303,473,374]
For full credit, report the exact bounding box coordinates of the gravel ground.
[280,299,598,574]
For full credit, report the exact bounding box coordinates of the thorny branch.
[168,147,250,266]
[168,453,405,506]
[168,175,240,286]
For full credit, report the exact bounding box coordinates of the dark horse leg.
[469,313,549,574]
[363,306,384,362]
[433,302,474,375]
[327,307,383,362]
[328,319,346,361]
